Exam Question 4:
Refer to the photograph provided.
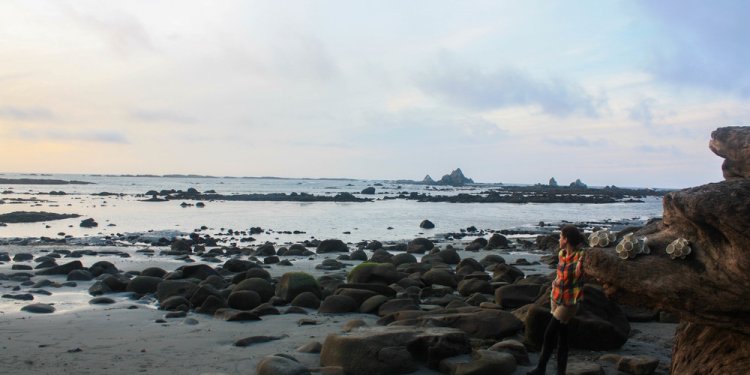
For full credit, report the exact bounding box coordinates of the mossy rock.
[275,272,321,302]
[347,262,404,285]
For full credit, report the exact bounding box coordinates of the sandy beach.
[1,304,675,375]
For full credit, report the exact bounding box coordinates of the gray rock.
[378,298,419,317]
[617,355,660,375]
[102,273,130,292]
[21,303,55,313]
[214,308,261,321]
[419,220,435,229]
[486,233,509,249]
[235,335,287,347]
[316,259,345,270]
[67,269,94,281]
[126,276,164,294]
[88,281,112,296]
[234,277,275,302]
[452,350,516,375]
[407,238,434,253]
[465,237,488,251]
[360,295,389,314]
[565,361,605,375]
[13,253,34,262]
[342,319,368,332]
[89,297,116,305]
[255,243,276,256]
[227,290,262,310]
[176,264,219,280]
[290,291,321,309]
[89,261,118,277]
[159,296,191,311]
[494,284,543,309]
[491,263,525,283]
[488,339,530,365]
[436,248,461,264]
[525,286,630,351]
[276,272,321,302]
[422,269,457,288]
[156,280,199,303]
[296,341,323,353]
[457,278,492,297]
[140,267,167,278]
[35,260,83,276]
[349,249,368,261]
[34,260,57,269]
[391,253,417,267]
[256,355,310,375]
[418,309,523,339]
[369,249,393,263]
[316,239,349,253]
[321,326,469,374]
[3,294,33,301]
[365,240,382,250]
[318,295,358,314]
[80,218,98,227]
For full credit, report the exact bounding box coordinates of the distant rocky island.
[0,178,93,185]
[395,168,475,186]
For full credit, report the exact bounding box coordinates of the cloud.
[269,32,340,82]
[418,55,606,117]
[60,3,155,57]
[129,109,196,124]
[15,129,128,144]
[637,1,750,96]
[357,109,508,147]
[544,136,607,148]
[0,106,56,121]
[635,144,685,157]
[628,97,657,127]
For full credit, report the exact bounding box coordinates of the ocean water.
[0,173,666,315]
[0,173,664,243]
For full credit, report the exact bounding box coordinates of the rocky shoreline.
[0,178,93,185]
[0,218,674,375]
[139,183,668,204]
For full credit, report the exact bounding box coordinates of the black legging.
[527,318,570,375]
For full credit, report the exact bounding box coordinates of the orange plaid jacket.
[551,247,585,306]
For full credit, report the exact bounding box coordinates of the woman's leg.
[552,304,577,375]
[527,315,561,375]
[556,322,569,375]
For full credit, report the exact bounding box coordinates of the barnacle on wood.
[666,238,691,260]
[615,232,650,260]
[588,229,616,247]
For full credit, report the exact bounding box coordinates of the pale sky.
[1,0,747,188]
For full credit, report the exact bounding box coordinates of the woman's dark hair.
[561,225,586,247]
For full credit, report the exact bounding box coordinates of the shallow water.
[0,173,662,315]
[0,173,663,243]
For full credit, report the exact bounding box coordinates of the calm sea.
[0,173,664,243]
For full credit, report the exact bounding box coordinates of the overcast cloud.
[0,0,746,188]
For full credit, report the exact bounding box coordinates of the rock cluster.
[2,229,637,375]
[0,211,80,223]
[585,126,750,374]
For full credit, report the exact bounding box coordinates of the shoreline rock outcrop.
[584,126,750,374]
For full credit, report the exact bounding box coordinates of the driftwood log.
[584,126,750,374]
